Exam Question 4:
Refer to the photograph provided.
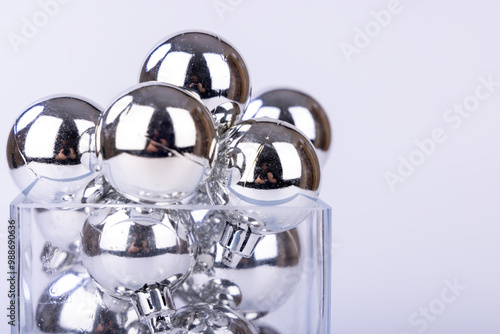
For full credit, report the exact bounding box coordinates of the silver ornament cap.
[131,284,176,333]
[219,222,263,267]
[36,267,130,333]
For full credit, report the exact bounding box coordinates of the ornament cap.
[130,284,175,333]
[220,222,264,267]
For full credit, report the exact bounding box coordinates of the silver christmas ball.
[207,118,320,263]
[81,203,197,300]
[97,82,216,204]
[177,228,302,320]
[209,118,321,230]
[244,88,332,166]
[168,303,258,334]
[139,31,251,133]
[36,267,134,333]
[7,96,101,203]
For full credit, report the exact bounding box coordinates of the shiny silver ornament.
[244,88,332,166]
[81,205,196,297]
[97,82,216,204]
[208,118,320,265]
[7,96,101,203]
[168,303,258,334]
[36,267,135,333]
[177,229,302,320]
[139,31,251,133]
[81,200,197,331]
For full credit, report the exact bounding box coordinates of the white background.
[1,0,500,333]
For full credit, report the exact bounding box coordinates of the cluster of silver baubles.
[6,31,331,334]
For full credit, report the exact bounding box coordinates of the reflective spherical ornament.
[97,82,216,204]
[81,204,197,300]
[209,118,321,230]
[168,303,258,334]
[7,96,101,203]
[207,118,320,264]
[244,88,332,166]
[139,31,251,132]
[81,198,198,333]
[36,267,132,333]
[176,228,302,320]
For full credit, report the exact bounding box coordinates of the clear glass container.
[9,193,332,334]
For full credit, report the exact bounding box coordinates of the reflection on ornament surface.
[140,31,251,133]
[244,88,331,166]
[208,118,320,265]
[81,203,196,300]
[36,267,143,334]
[7,96,101,203]
[97,82,216,204]
[177,228,302,320]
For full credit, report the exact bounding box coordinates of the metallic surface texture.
[139,31,251,133]
[35,267,141,333]
[7,96,101,203]
[177,228,302,320]
[81,203,196,301]
[97,82,216,204]
[208,118,321,234]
